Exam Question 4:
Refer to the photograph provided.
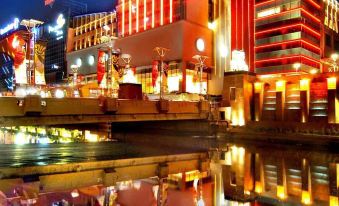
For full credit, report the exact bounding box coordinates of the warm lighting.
[293,63,301,72]
[276,80,285,92]
[196,38,205,52]
[129,0,132,35]
[208,21,217,30]
[254,82,262,93]
[330,196,338,206]
[55,89,65,98]
[71,189,79,198]
[301,190,312,205]
[309,69,318,74]
[85,130,98,142]
[122,69,137,83]
[255,181,263,194]
[300,79,309,91]
[220,43,228,58]
[331,53,339,62]
[327,77,337,90]
[230,50,249,71]
[122,0,125,35]
[136,0,139,32]
[277,185,286,200]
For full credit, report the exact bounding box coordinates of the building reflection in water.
[0,126,110,144]
[211,144,338,206]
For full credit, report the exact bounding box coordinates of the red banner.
[97,50,106,85]
[45,0,55,6]
[152,60,158,87]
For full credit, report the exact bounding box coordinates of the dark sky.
[0,0,117,26]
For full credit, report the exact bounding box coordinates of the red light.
[255,39,320,52]
[255,55,320,65]
[255,23,320,38]
[255,0,275,7]
[255,8,320,23]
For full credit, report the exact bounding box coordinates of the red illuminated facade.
[116,0,182,37]
[254,0,322,74]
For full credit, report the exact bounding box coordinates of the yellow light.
[300,79,309,91]
[275,80,285,92]
[331,53,338,61]
[327,77,337,90]
[208,21,217,30]
[254,82,262,93]
[85,130,98,142]
[301,190,312,205]
[330,196,338,206]
[309,69,318,74]
[277,185,286,200]
[255,181,262,194]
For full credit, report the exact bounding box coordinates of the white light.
[197,198,205,206]
[196,38,205,52]
[208,21,216,30]
[15,88,27,97]
[122,69,137,84]
[14,133,28,145]
[331,53,338,61]
[230,50,249,71]
[103,25,110,31]
[220,44,228,58]
[0,18,19,35]
[76,58,82,67]
[88,55,95,66]
[55,89,65,98]
[71,189,79,198]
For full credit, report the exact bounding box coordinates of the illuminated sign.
[230,50,249,71]
[324,0,338,33]
[0,18,19,35]
[45,0,55,6]
[48,14,66,40]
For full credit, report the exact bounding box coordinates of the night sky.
[0,0,117,26]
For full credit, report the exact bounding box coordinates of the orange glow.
[305,0,321,9]
[122,0,125,35]
[254,82,262,93]
[152,0,154,28]
[277,185,286,200]
[301,190,312,205]
[160,0,163,25]
[300,79,310,91]
[255,55,320,65]
[255,0,275,7]
[255,39,320,52]
[255,8,320,23]
[170,0,173,23]
[276,80,285,92]
[255,24,321,38]
[327,77,337,90]
[255,181,263,194]
[136,0,139,32]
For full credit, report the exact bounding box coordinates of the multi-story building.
[115,0,213,96]
[254,0,322,74]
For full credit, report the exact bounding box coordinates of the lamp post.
[193,55,208,98]
[20,19,44,86]
[153,47,170,100]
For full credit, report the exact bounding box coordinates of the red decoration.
[152,60,158,87]
[97,50,106,85]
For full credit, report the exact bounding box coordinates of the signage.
[0,18,19,36]
[48,14,66,40]
[45,0,55,6]
[230,50,249,72]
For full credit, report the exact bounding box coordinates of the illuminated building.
[115,0,213,96]
[254,0,322,74]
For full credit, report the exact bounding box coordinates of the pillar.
[276,158,287,200]
[275,81,286,121]
[327,77,336,123]
[254,82,263,121]
[210,161,225,206]
[329,163,338,206]
[300,79,310,123]
[301,158,312,205]
[254,153,264,194]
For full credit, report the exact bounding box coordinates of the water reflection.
[0,126,109,144]
[211,143,339,206]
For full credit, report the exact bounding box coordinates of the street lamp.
[153,47,170,100]
[193,55,208,97]
[20,19,44,86]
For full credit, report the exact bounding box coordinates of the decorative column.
[299,79,310,123]
[276,158,287,200]
[275,81,286,121]
[327,77,337,123]
[254,153,264,194]
[254,82,263,121]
